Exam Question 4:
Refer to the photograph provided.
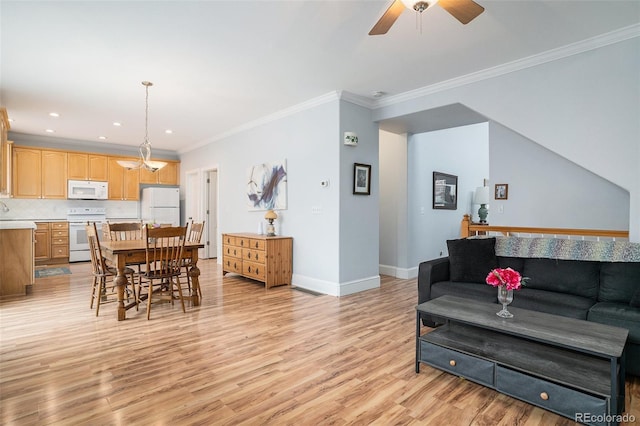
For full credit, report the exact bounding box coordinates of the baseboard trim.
[292,274,380,297]
[379,264,418,279]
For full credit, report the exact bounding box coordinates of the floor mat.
[35,267,72,278]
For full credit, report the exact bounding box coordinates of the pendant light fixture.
[117,81,167,172]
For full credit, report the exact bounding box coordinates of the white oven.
[67,207,107,262]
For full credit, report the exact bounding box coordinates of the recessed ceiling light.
[165,129,173,134]
[372,91,386,98]
[113,122,122,127]
[98,136,107,140]
[49,112,59,117]
[45,129,55,133]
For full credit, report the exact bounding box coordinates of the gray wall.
[179,95,381,296]
[374,37,640,241]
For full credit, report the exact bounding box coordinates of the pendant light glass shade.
[117,81,167,172]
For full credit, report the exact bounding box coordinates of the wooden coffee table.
[416,295,628,426]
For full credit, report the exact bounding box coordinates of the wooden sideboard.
[222,233,292,288]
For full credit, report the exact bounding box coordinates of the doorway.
[204,169,218,259]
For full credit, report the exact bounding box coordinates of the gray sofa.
[418,237,640,376]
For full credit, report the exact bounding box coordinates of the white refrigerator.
[141,187,180,226]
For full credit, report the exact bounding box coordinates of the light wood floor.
[1,259,638,425]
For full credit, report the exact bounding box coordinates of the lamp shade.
[264,210,278,220]
[473,186,490,205]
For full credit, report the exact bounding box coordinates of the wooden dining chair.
[181,220,205,297]
[86,222,138,316]
[138,225,188,320]
[105,221,144,241]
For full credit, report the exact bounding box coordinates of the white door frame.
[201,164,220,261]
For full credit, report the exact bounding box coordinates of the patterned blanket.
[494,236,640,262]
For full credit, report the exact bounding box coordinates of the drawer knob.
[540,392,549,401]
[449,360,456,367]
[248,253,251,259]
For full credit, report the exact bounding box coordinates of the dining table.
[100,239,205,321]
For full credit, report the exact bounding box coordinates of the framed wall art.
[246,160,288,211]
[495,183,509,200]
[353,163,371,195]
[433,171,457,210]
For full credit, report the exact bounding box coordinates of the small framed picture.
[353,163,371,195]
[495,184,508,200]
[433,171,457,210]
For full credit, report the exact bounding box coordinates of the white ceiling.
[1,0,639,153]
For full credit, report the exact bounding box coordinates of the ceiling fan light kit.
[116,81,167,172]
[369,0,484,35]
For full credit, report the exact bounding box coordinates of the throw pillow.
[447,237,499,282]
[631,288,640,308]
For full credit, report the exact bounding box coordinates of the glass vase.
[497,285,514,318]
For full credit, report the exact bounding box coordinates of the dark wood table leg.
[189,265,201,306]
[114,255,128,321]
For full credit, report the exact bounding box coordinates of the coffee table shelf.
[416,296,628,426]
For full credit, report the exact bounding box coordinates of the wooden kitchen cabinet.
[35,222,69,265]
[0,107,10,195]
[13,147,41,198]
[222,233,293,288]
[41,150,67,198]
[13,147,66,199]
[0,227,35,296]
[140,160,179,185]
[34,222,51,262]
[50,222,69,260]
[108,157,140,200]
[68,153,108,181]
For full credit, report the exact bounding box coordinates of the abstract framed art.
[246,160,288,210]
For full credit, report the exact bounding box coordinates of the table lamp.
[265,210,278,236]
[474,186,490,224]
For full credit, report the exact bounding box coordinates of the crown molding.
[182,91,343,153]
[374,24,640,109]
[183,24,639,153]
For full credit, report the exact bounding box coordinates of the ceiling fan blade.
[438,0,484,24]
[369,0,406,35]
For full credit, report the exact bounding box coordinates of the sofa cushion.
[497,256,525,273]
[447,238,498,283]
[588,302,640,344]
[522,258,600,299]
[598,262,640,303]
[509,288,594,320]
[632,289,640,308]
[431,281,498,304]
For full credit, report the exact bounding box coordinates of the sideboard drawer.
[496,366,607,425]
[225,245,242,258]
[243,248,265,263]
[420,341,494,387]
[248,238,265,251]
[243,260,266,281]
[223,256,242,274]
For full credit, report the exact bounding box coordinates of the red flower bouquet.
[485,267,526,291]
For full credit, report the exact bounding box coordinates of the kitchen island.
[0,221,36,296]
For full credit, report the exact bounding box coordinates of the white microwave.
[67,180,108,200]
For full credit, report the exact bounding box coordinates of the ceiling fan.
[369,0,484,35]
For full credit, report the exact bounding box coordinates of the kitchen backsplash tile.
[0,198,139,221]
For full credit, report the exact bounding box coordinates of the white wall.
[379,130,409,278]
[408,123,489,268]
[374,37,640,241]
[489,121,630,229]
[180,95,380,296]
[338,100,380,294]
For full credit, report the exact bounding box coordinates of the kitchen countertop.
[0,221,37,230]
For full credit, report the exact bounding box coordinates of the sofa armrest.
[418,257,450,305]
